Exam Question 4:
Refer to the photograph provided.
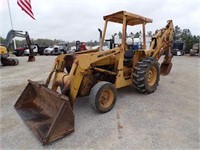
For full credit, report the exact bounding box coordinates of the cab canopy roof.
[103,11,153,26]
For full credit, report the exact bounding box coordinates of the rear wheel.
[89,82,117,113]
[134,57,160,94]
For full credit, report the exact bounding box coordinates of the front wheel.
[89,82,117,113]
[134,57,160,94]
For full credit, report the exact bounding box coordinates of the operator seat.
[124,49,134,67]
[123,37,135,67]
[124,37,134,60]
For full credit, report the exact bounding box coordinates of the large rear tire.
[133,57,160,94]
[89,82,117,113]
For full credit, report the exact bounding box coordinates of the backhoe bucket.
[160,62,172,76]
[14,80,74,145]
[28,55,35,62]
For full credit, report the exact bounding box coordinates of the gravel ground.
[0,55,199,149]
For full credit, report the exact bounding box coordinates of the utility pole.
[7,0,16,49]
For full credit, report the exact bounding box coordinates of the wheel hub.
[148,70,153,81]
[100,90,113,108]
[147,66,157,86]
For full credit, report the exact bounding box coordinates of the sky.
[0,0,199,42]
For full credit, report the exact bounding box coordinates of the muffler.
[14,80,74,145]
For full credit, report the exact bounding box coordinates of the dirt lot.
[0,55,199,149]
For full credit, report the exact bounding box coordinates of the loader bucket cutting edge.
[160,62,172,76]
[14,80,74,145]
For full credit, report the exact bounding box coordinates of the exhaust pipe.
[98,28,102,51]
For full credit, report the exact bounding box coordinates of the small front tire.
[89,82,117,113]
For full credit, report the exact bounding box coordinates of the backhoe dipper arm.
[24,32,34,56]
[149,20,174,59]
[146,20,174,75]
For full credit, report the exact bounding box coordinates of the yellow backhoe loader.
[14,11,174,145]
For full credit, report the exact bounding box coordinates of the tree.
[113,33,117,37]
[174,25,182,41]
[0,36,4,44]
[193,35,200,44]
[180,29,193,53]
[129,32,134,38]
[152,29,159,36]
[134,32,140,38]
[93,40,98,46]
[118,31,122,38]
[147,31,152,37]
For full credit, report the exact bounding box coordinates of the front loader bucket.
[160,62,172,76]
[14,80,74,145]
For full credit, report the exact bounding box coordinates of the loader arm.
[49,48,121,105]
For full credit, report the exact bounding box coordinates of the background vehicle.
[43,45,60,55]
[172,40,185,56]
[190,43,199,56]
[0,30,34,66]
[24,44,39,56]
[37,45,48,55]
[74,41,87,52]
[13,44,48,56]
[58,42,68,54]
[51,46,61,55]
[15,11,174,145]
[13,46,27,56]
